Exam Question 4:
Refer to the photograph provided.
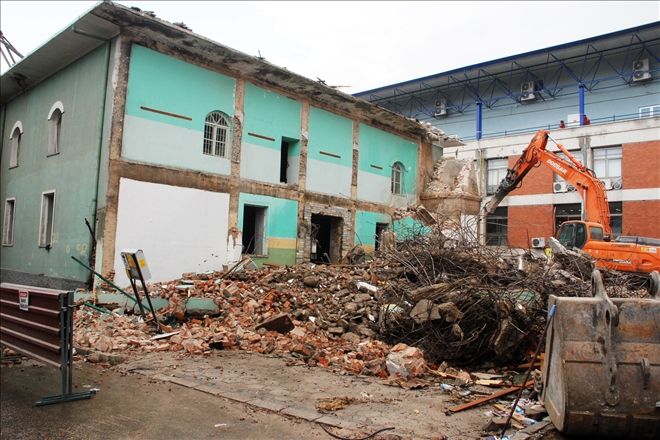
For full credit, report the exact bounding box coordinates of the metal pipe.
[70,255,139,305]
[86,40,112,290]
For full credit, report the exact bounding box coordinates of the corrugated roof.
[354,21,660,98]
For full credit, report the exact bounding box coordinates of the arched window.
[203,111,230,157]
[391,162,404,194]
[47,102,64,155]
[9,121,23,168]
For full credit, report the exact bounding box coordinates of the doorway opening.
[375,222,389,252]
[242,205,267,255]
[310,214,343,263]
[280,140,289,183]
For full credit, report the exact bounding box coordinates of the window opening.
[375,223,389,252]
[557,223,575,248]
[39,192,55,249]
[9,126,21,168]
[3,198,16,246]
[590,226,604,241]
[486,158,508,195]
[639,105,660,118]
[48,108,62,155]
[391,162,404,195]
[609,202,622,238]
[485,206,507,246]
[593,146,621,182]
[203,111,229,157]
[242,205,266,255]
[310,214,343,263]
[554,203,582,234]
[280,140,289,183]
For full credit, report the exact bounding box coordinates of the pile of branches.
[374,215,649,366]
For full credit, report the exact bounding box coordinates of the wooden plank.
[446,380,534,414]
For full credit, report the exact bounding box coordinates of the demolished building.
[0,1,464,289]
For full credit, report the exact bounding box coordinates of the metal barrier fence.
[0,283,96,406]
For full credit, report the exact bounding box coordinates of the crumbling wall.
[420,157,481,222]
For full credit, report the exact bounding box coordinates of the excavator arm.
[484,130,612,236]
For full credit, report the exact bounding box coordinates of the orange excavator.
[485,130,659,274]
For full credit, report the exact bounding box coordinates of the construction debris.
[74,216,650,384]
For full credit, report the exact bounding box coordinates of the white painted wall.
[113,178,230,287]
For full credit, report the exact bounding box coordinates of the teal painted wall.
[241,84,301,184]
[122,44,236,174]
[355,210,390,247]
[0,44,111,283]
[307,107,353,197]
[356,124,418,204]
[358,124,418,184]
[308,107,353,167]
[237,193,298,266]
[243,83,301,149]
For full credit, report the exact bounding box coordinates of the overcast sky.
[1,1,658,93]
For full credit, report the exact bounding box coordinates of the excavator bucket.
[542,270,660,438]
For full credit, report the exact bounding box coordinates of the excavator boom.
[485,130,612,236]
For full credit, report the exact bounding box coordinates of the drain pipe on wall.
[86,39,113,290]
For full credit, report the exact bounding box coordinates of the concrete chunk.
[255,313,294,334]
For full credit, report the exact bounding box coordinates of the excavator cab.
[557,221,589,249]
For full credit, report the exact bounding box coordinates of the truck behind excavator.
[485,129,660,275]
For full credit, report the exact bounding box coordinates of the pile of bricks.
[74,262,428,379]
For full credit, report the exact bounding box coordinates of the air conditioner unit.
[433,99,447,117]
[531,237,546,248]
[566,184,577,192]
[612,179,623,190]
[632,59,652,82]
[602,178,612,190]
[553,181,568,193]
[520,81,536,102]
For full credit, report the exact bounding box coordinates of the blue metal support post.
[476,101,483,140]
[578,83,585,126]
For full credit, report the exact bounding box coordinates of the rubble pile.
[74,217,651,373]
[375,219,652,365]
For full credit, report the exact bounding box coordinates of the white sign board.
[19,290,29,311]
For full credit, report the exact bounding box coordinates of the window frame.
[486,158,508,195]
[39,190,56,248]
[592,146,622,182]
[554,203,582,234]
[203,111,230,158]
[639,105,660,118]
[47,102,64,156]
[485,206,508,246]
[2,198,16,246]
[391,162,404,195]
[9,121,23,168]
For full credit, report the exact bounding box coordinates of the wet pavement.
[1,359,326,440]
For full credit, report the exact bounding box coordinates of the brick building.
[356,22,660,249]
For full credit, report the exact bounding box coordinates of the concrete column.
[100,37,131,278]
[227,78,245,231]
[295,102,310,263]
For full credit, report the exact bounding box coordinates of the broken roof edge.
[1,1,462,147]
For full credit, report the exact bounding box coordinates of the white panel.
[357,171,415,208]
[122,115,231,175]
[306,158,352,198]
[240,142,281,184]
[114,178,230,287]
